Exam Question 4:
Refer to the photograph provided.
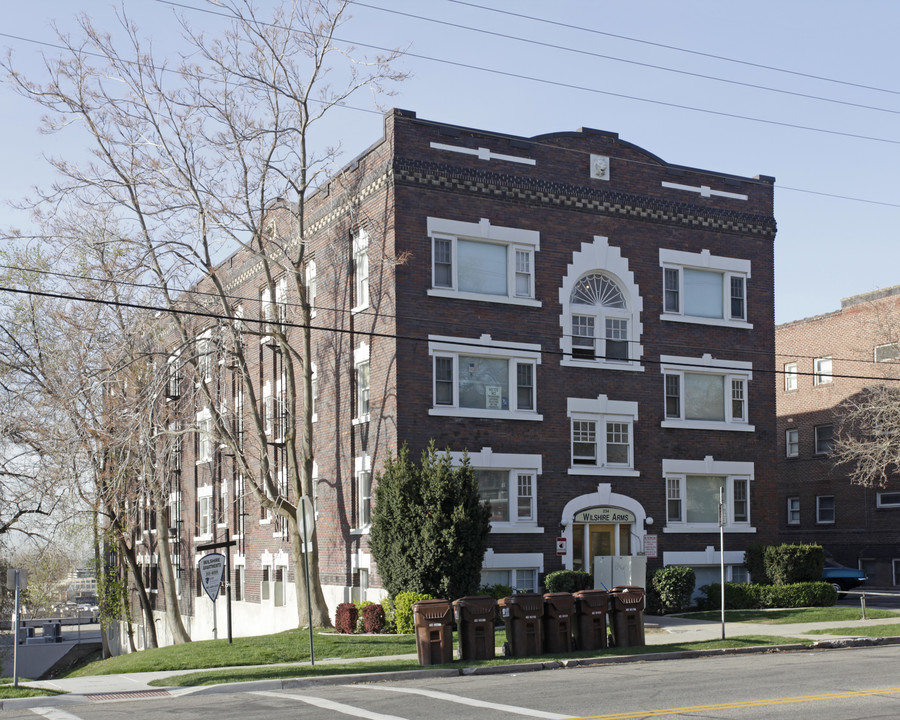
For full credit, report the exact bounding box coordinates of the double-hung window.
[197,332,212,383]
[875,342,899,362]
[815,424,834,454]
[306,261,317,316]
[449,449,542,532]
[662,458,754,531]
[567,396,639,476]
[785,428,799,458]
[787,497,800,524]
[354,344,370,423]
[816,495,835,524]
[196,410,213,463]
[784,362,798,391]
[814,357,833,385]
[660,248,751,327]
[353,229,369,311]
[167,352,182,399]
[354,454,372,531]
[427,217,540,306]
[197,488,213,537]
[661,355,754,431]
[429,335,542,420]
[569,273,631,362]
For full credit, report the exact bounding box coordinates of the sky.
[1,0,899,325]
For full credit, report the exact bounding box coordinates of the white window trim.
[353,344,370,425]
[311,362,318,424]
[306,261,317,319]
[784,362,798,391]
[352,228,369,313]
[814,356,833,385]
[426,216,542,307]
[351,454,372,535]
[662,457,756,533]
[559,236,644,371]
[876,491,900,508]
[196,329,213,385]
[659,248,752,329]
[195,485,213,540]
[196,408,214,463]
[449,448,544,533]
[785,428,799,458]
[481,549,544,579]
[567,396,640,477]
[787,496,800,525]
[428,334,543,421]
[660,354,755,432]
[816,495,835,524]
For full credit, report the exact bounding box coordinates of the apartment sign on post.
[198,553,226,603]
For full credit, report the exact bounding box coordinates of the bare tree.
[3,0,405,628]
[835,385,900,488]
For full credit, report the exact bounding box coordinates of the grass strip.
[680,607,900,624]
[803,623,900,637]
[149,635,809,688]
[0,684,66,699]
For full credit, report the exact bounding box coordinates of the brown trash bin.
[542,593,575,654]
[413,599,454,665]
[609,586,646,647]
[573,589,609,651]
[498,593,544,657]
[453,595,497,660]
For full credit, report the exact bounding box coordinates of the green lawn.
[680,607,900,624]
[804,623,900,637]
[149,634,808,688]
[66,629,419,677]
[0,680,64,700]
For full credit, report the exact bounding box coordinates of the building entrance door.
[572,521,632,575]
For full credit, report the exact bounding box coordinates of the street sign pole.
[12,569,21,688]
[719,487,726,640]
[197,553,226,641]
[197,538,236,644]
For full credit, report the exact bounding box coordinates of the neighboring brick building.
[777,286,900,586]
[134,109,778,643]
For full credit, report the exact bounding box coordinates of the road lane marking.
[251,690,409,719]
[30,709,85,720]
[350,685,572,719]
[569,686,900,719]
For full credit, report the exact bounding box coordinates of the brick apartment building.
[133,109,778,644]
[777,286,900,586]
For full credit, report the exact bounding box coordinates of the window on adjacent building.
[784,362,798,391]
[569,273,631,362]
[311,363,318,422]
[661,356,753,430]
[815,424,834,454]
[233,565,245,602]
[660,249,750,326]
[198,494,212,537]
[273,566,286,607]
[875,342,899,363]
[877,492,900,508]
[306,261,317,315]
[430,336,542,419]
[167,353,182,399]
[786,428,799,458]
[197,412,213,463]
[787,496,800,525]
[356,359,370,419]
[817,495,835,524]
[814,357,833,385]
[197,333,212,382]
[261,564,271,601]
[428,217,540,305]
[353,229,369,310]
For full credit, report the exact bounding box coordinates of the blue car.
[822,562,867,594]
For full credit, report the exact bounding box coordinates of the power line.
[2,282,899,385]
[153,0,900,146]
[352,1,900,119]
[440,0,900,98]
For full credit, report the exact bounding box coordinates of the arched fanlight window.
[571,273,626,308]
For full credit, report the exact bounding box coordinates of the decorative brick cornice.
[393,158,777,238]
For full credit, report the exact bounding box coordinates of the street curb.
[5,636,900,710]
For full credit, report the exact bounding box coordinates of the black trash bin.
[499,593,544,657]
[453,595,496,660]
[542,593,574,654]
[413,599,454,665]
[573,589,609,651]
[609,586,646,647]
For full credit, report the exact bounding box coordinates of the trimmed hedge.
[362,603,386,633]
[544,570,592,594]
[699,581,837,610]
[764,544,825,584]
[393,591,433,634]
[335,602,358,633]
[650,566,696,613]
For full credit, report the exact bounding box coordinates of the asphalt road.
[9,643,900,720]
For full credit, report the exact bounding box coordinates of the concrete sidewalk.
[9,613,900,709]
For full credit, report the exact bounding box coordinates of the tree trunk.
[289,515,331,628]
[92,513,112,659]
[118,536,158,649]
[155,503,192,644]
